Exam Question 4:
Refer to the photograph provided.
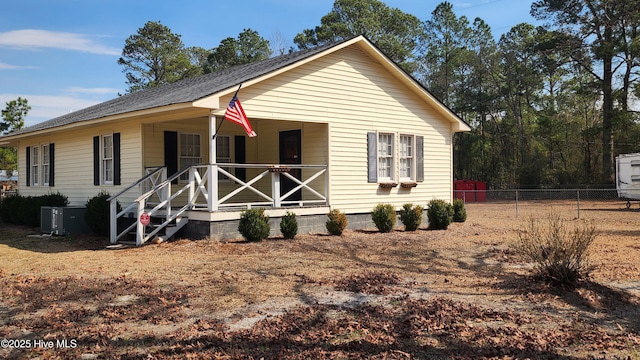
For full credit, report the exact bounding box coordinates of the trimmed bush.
[18,196,43,227]
[0,192,68,227]
[515,211,596,286]
[371,203,396,233]
[0,194,24,224]
[238,208,271,242]
[326,209,347,236]
[399,203,423,231]
[280,211,298,240]
[85,191,119,236]
[427,199,453,230]
[453,198,467,222]
[40,192,69,208]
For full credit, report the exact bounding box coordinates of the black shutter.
[416,136,424,182]
[113,133,121,185]
[367,132,377,183]
[26,146,31,187]
[164,131,178,184]
[234,135,246,182]
[93,136,100,186]
[49,143,55,187]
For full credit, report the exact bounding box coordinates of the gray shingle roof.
[5,38,351,137]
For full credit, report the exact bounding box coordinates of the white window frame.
[179,133,202,182]
[31,145,39,186]
[216,135,232,181]
[101,134,114,185]
[377,133,394,181]
[399,135,415,181]
[41,144,50,186]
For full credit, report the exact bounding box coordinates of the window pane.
[377,133,393,180]
[216,136,231,181]
[101,135,114,184]
[103,135,113,159]
[180,133,202,181]
[217,136,230,159]
[32,146,39,165]
[399,135,413,180]
[42,145,49,164]
[31,146,39,185]
[104,159,113,182]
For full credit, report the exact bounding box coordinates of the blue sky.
[0,0,540,127]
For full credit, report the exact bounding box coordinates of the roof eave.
[0,102,198,145]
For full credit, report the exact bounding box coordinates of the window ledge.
[378,182,398,189]
[400,181,417,188]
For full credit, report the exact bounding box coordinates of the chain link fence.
[455,188,638,219]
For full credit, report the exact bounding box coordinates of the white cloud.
[0,93,106,127]
[0,29,120,56]
[0,62,37,70]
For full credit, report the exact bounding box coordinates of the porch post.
[109,199,117,244]
[209,114,218,211]
[136,201,145,246]
[272,172,281,208]
[209,113,217,165]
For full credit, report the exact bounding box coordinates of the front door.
[279,129,302,202]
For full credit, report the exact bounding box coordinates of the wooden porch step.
[118,215,188,245]
[156,217,188,242]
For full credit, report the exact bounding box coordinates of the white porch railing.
[108,163,328,245]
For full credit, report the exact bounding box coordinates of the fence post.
[515,189,519,218]
[577,189,581,219]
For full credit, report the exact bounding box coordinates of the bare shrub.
[326,209,347,236]
[515,210,596,286]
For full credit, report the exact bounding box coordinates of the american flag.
[224,96,256,137]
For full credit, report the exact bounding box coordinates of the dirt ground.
[0,200,639,359]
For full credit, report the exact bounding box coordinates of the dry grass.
[0,200,639,359]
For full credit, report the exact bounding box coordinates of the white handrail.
[109,163,328,245]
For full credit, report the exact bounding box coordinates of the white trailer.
[616,152,640,208]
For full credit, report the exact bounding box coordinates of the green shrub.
[399,203,423,231]
[238,208,271,242]
[40,192,69,207]
[0,194,24,224]
[515,211,596,286]
[85,191,119,236]
[280,211,298,240]
[427,199,453,230]
[0,192,68,227]
[453,198,467,222]
[326,209,348,236]
[371,203,396,233]
[17,196,42,227]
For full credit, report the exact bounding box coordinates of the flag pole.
[212,83,242,140]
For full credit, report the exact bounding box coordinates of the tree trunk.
[601,26,614,184]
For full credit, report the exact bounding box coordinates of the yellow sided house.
[0,36,470,245]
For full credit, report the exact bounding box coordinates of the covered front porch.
[109,115,330,245]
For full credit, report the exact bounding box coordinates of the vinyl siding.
[17,122,142,205]
[213,46,454,213]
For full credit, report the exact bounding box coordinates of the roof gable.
[1,36,469,143]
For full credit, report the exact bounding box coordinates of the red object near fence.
[474,181,486,202]
[454,180,486,202]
